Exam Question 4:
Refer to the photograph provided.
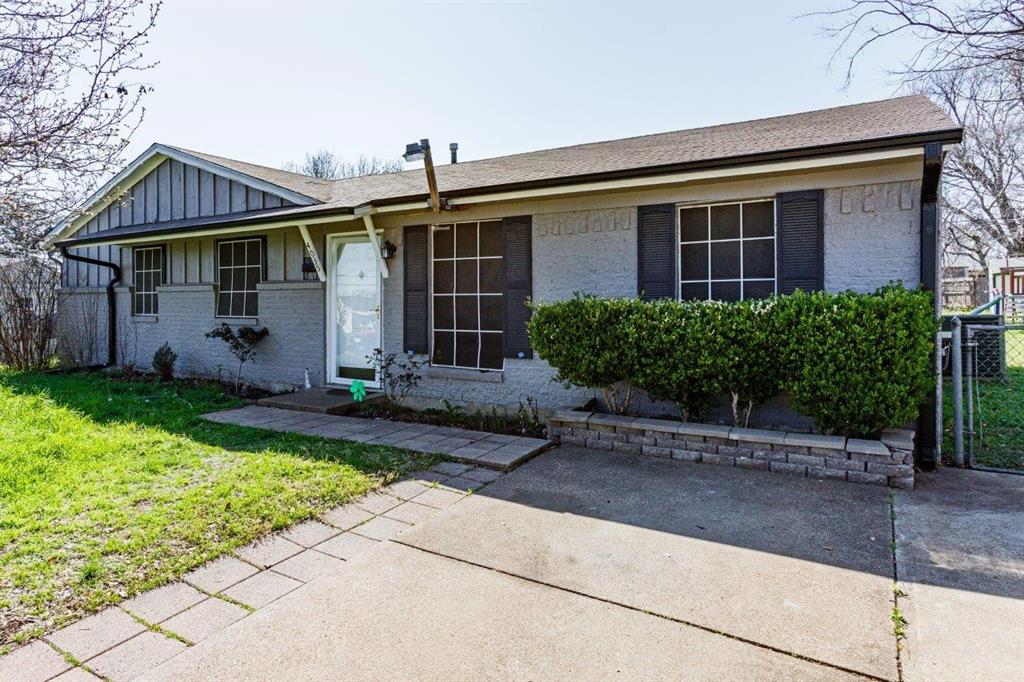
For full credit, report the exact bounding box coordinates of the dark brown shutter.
[502,215,533,359]
[637,204,676,300]
[403,224,429,354]
[776,190,824,294]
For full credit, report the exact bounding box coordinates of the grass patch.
[0,369,434,647]
[942,329,1023,469]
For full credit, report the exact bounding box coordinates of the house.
[986,255,1024,322]
[48,95,961,443]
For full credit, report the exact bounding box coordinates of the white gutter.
[444,147,925,208]
[68,211,362,247]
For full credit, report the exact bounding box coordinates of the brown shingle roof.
[58,95,960,246]
[181,95,960,211]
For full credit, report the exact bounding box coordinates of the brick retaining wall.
[547,412,915,489]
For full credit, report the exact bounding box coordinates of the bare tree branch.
[283,149,403,180]
[925,70,1024,264]
[810,0,1024,99]
[0,0,161,255]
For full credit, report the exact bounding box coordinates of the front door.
[327,234,381,387]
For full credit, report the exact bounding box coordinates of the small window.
[217,238,263,317]
[133,245,165,316]
[679,200,776,302]
[431,221,504,370]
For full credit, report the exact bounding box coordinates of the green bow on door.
[349,379,367,402]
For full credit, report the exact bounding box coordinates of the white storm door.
[327,235,381,387]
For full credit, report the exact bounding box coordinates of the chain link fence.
[948,320,1024,470]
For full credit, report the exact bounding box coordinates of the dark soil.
[353,400,546,439]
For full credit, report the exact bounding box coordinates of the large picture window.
[679,199,776,301]
[217,238,263,317]
[431,221,504,370]
[133,245,165,316]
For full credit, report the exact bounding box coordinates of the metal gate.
[949,317,1024,470]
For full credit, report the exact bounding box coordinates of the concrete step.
[256,388,385,415]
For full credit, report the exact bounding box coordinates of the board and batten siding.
[62,157,298,289]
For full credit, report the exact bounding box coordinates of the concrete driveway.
[144,446,1023,681]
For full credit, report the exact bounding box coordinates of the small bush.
[776,285,935,437]
[367,348,425,410]
[206,323,269,392]
[631,299,721,421]
[528,294,644,414]
[702,298,785,426]
[152,343,177,381]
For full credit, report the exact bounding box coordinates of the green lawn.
[942,329,1024,470]
[0,370,433,649]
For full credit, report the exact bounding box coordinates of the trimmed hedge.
[527,294,645,414]
[775,285,936,437]
[528,286,935,437]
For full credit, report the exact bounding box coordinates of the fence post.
[951,316,964,467]
[966,328,975,468]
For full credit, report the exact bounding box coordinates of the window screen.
[431,221,504,370]
[217,238,262,317]
[133,246,165,316]
[679,200,776,301]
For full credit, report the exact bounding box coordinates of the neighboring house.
[986,255,1024,322]
[48,95,961,423]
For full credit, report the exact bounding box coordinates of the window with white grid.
[217,238,262,317]
[679,200,776,302]
[132,246,165,316]
[431,221,504,370]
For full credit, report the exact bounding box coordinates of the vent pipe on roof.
[450,143,458,164]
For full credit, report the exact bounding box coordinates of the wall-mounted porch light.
[381,240,397,261]
[302,256,318,281]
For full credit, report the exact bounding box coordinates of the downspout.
[918,142,943,469]
[60,246,122,367]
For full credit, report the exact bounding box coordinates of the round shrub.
[699,298,786,426]
[777,285,935,437]
[630,299,722,421]
[527,294,644,414]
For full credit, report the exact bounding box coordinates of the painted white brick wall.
[824,181,921,293]
[58,181,925,412]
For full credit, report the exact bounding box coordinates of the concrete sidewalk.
[141,448,1021,681]
[895,468,1024,682]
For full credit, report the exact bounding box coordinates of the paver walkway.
[1,462,501,682]
[202,405,551,470]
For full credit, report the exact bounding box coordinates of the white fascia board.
[71,212,360,248]
[154,144,319,207]
[47,143,320,245]
[444,147,925,208]
[46,143,167,243]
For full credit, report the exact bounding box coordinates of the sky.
[128,0,917,172]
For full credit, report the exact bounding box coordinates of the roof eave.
[369,127,964,207]
[45,143,324,246]
[54,205,355,248]
[55,126,962,248]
